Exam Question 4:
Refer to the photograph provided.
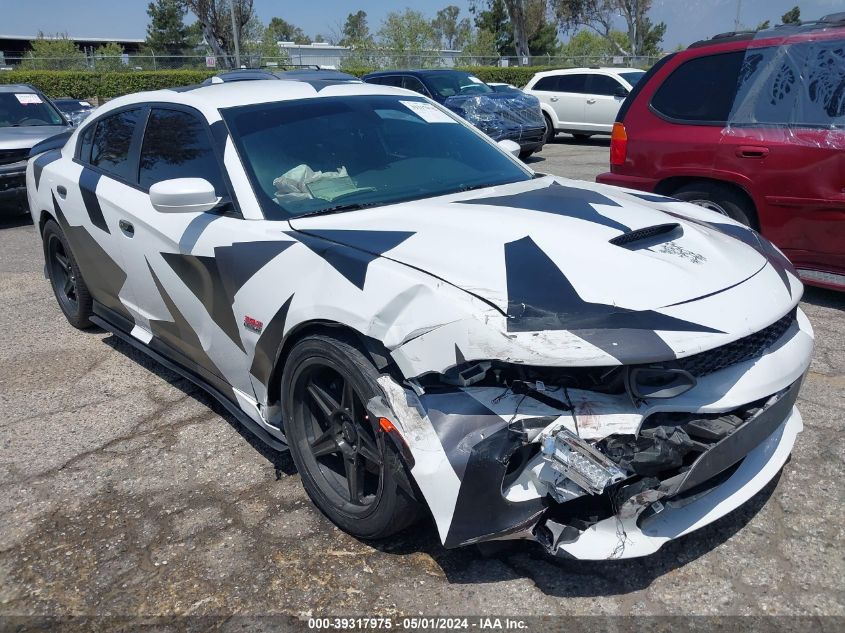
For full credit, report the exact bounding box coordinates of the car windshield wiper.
[295,200,381,218]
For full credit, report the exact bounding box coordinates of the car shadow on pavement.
[0,214,34,229]
[802,285,845,310]
[101,334,297,479]
[369,473,780,597]
[549,134,611,147]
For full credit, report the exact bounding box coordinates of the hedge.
[0,70,218,100]
[0,66,565,100]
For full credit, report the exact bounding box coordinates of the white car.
[524,67,646,141]
[27,79,812,560]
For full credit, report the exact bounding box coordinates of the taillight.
[610,122,628,166]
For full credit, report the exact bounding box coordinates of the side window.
[589,75,626,96]
[402,76,429,96]
[651,51,745,124]
[532,76,559,91]
[381,75,404,88]
[77,123,95,163]
[138,108,225,194]
[557,74,589,94]
[90,108,144,181]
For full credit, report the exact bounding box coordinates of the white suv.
[524,67,645,141]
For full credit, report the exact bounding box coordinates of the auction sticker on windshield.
[15,93,42,105]
[400,100,456,123]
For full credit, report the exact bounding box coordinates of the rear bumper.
[595,171,658,191]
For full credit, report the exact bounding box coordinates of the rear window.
[651,51,745,124]
[730,39,845,128]
[557,74,589,94]
[532,76,558,91]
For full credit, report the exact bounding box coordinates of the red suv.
[597,14,845,291]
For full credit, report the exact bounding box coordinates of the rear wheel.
[543,113,555,143]
[43,219,93,329]
[282,334,423,539]
[671,182,757,228]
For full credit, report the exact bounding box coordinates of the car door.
[550,74,590,129]
[113,105,268,396]
[714,38,845,270]
[54,107,146,326]
[584,74,628,133]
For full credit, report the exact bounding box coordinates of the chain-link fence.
[1,51,662,72]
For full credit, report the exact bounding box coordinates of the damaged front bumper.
[375,307,813,560]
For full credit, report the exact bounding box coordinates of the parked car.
[596,14,845,291]
[27,79,811,560]
[52,98,96,126]
[362,69,546,159]
[524,67,645,142]
[1,83,70,217]
[204,68,360,85]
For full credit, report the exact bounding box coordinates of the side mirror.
[149,178,220,213]
[497,139,521,157]
[614,86,629,98]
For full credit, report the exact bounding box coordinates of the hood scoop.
[610,223,681,249]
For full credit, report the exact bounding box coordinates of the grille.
[0,149,30,166]
[677,309,797,377]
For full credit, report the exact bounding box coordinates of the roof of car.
[363,69,476,78]
[529,67,645,78]
[275,69,359,81]
[0,83,38,93]
[85,79,415,122]
[688,13,845,49]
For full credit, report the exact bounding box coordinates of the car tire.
[42,219,94,329]
[671,182,757,228]
[281,333,424,539]
[571,133,592,141]
[543,113,555,143]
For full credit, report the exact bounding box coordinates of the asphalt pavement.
[1,136,843,627]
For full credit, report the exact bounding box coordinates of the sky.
[1,0,843,51]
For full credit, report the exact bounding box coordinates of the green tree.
[267,17,311,44]
[456,28,500,64]
[145,0,190,55]
[21,33,87,70]
[471,1,558,61]
[471,0,513,56]
[553,0,665,57]
[93,42,127,71]
[340,10,373,47]
[181,0,255,68]
[377,9,439,68]
[432,6,472,50]
[781,6,800,24]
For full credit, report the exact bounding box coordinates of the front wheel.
[281,334,423,539]
[543,113,555,143]
[43,219,93,329]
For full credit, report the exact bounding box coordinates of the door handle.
[736,145,769,158]
[549,96,559,102]
[118,219,134,237]
[586,98,597,104]
[56,185,67,199]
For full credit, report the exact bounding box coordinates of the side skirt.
[91,303,288,453]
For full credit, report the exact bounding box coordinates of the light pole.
[230,0,241,68]
[734,0,743,31]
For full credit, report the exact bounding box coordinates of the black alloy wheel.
[282,334,423,539]
[42,219,93,328]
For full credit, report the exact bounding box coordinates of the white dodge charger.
[26,79,813,560]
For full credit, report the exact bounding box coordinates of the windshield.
[0,92,65,127]
[422,72,493,99]
[619,71,646,87]
[222,95,532,220]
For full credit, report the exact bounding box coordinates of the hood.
[0,125,69,151]
[289,176,779,317]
